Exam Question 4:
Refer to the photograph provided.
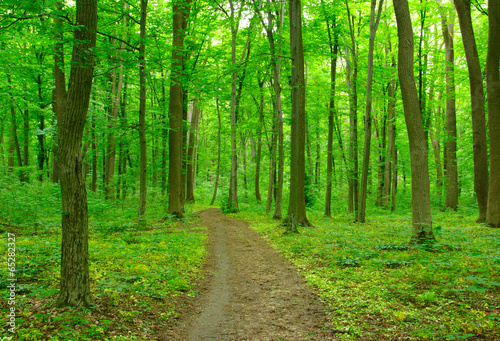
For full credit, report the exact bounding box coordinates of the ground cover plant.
[236,205,500,340]
[0,179,209,340]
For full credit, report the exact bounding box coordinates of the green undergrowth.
[0,196,208,340]
[236,208,500,340]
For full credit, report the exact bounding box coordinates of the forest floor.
[162,208,336,340]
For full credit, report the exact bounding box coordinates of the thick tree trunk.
[168,0,187,217]
[442,11,459,211]
[138,0,148,221]
[393,0,434,244]
[454,0,489,222]
[56,0,97,307]
[286,0,310,232]
[486,0,500,227]
[358,0,383,223]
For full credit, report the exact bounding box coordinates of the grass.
[235,206,500,340]
[0,177,209,340]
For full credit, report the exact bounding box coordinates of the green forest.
[0,0,499,339]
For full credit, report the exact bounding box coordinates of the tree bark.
[454,0,489,222]
[393,0,434,244]
[442,10,459,211]
[138,0,148,222]
[168,0,185,217]
[210,98,222,206]
[346,6,359,217]
[382,49,396,208]
[358,0,383,223]
[486,0,500,227]
[285,0,310,232]
[186,99,200,203]
[255,76,264,203]
[56,0,97,307]
[321,1,339,218]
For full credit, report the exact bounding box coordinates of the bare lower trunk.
[442,11,459,211]
[454,0,488,222]
[286,0,310,232]
[56,0,97,307]
[393,0,434,244]
[138,0,148,221]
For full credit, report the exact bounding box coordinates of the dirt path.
[164,209,334,340]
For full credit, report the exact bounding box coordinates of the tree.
[56,0,97,307]
[454,0,488,222]
[322,0,339,218]
[486,0,500,227]
[442,8,459,211]
[285,0,310,232]
[393,0,434,244]
[346,2,359,216]
[138,0,148,222]
[357,0,383,223]
[168,0,191,218]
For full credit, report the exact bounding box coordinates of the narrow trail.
[165,209,334,340]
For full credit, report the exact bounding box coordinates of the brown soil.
[161,208,336,341]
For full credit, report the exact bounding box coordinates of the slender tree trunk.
[266,109,277,214]
[346,7,359,216]
[381,46,394,207]
[37,74,46,181]
[324,20,338,217]
[442,11,459,210]
[7,75,23,182]
[210,98,222,206]
[138,0,148,221]
[286,0,310,232]
[23,108,29,182]
[393,0,434,244]
[186,98,200,203]
[486,0,500,227]
[161,71,167,197]
[454,0,489,222]
[56,0,97,307]
[358,0,383,223]
[255,77,264,203]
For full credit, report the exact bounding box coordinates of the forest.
[0,0,499,339]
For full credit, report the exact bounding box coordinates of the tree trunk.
[138,0,148,221]
[382,49,396,208]
[7,75,23,182]
[442,11,459,211]
[186,99,200,203]
[454,0,489,222]
[285,0,310,232]
[168,0,191,217]
[56,0,97,307]
[393,0,434,244]
[255,76,264,203]
[486,0,500,227]
[37,74,46,181]
[346,6,359,216]
[358,0,383,223]
[324,18,338,217]
[210,98,222,206]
